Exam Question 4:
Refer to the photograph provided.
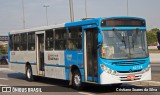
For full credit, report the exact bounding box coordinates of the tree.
[150,28,159,33]
[147,28,159,46]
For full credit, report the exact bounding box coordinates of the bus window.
[10,34,14,51]
[55,28,67,50]
[14,34,20,51]
[28,32,35,51]
[20,33,27,51]
[45,29,54,50]
[68,27,82,50]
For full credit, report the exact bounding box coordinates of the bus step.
[86,81,97,84]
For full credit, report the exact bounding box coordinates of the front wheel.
[26,66,34,81]
[72,70,83,90]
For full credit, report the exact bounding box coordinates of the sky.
[0,0,160,36]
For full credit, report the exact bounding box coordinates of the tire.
[72,70,83,90]
[26,65,34,81]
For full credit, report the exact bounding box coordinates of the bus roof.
[65,18,101,27]
[65,16,145,27]
[10,16,145,34]
[10,23,64,34]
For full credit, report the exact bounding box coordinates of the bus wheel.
[26,66,34,81]
[72,70,83,90]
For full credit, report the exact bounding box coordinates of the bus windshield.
[101,30,148,59]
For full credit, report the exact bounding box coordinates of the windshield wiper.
[132,37,135,50]
[122,36,127,49]
[132,29,138,50]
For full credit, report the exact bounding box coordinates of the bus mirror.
[98,33,102,46]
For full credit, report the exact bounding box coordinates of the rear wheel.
[72,70,83,90]
[26,65,34,81]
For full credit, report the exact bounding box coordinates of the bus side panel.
[9,62,26,74]
[44,51,66,80]
[9,51,37,74]
[31,64,38,75]
[65,50,84,81]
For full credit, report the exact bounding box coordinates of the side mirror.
[98,33,102,46]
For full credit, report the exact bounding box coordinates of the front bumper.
[100,68,151,84]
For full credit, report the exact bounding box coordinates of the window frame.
[28,32,35,51]
[54,28,67,50]
[20,33,28,51]
[14,34,21,51]
[10,34,14,51]
[67,26,82,50]
[45,29,54,51]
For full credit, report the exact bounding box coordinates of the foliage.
[150,28,159,32]
[146,28,159,46]
[149,49,160,53]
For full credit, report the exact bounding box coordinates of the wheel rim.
[74,75,81,86]
[27,68,31,79]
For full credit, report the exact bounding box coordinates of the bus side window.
[55,28,67,50]
[28,32,35,51]
[20,33,27,51]
[10,34,14,51]
[45,29,54,50]
[67,27,82,50]
[14,34,20,51]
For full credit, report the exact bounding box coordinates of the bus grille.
[112,60,146,66]
[117,69,142,73]
[119,75,142,81]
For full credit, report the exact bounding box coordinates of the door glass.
[86,28,98,81]
[38,34,44,71]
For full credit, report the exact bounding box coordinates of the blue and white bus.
[9,16,151,89]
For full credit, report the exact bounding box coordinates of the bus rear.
[98,17,151,84]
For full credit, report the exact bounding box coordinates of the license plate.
[127,75,135,80]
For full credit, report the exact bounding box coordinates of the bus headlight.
[146,64,151,71]
[108,69,112,74]
[100,64,117,75]
[142,64,150,73]
[112,70,117,75]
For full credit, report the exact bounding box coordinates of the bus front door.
[36,34,45,76]
[84,28,98,82]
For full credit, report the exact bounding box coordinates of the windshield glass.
[101,30,148,59]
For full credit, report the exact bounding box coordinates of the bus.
[157,31,160,50]
[8,16,151,89]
